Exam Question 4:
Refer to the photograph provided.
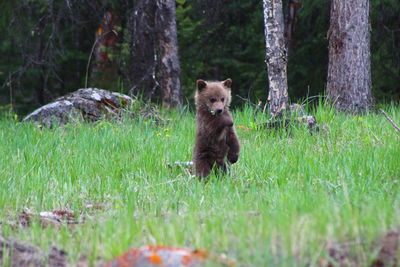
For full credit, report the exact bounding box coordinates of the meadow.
[0,104,399,266]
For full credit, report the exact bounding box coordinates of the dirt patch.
[0,234,67,267]
[0,235,103,267]
[371,231,399,267]
[318,241,358,266]
[319,231,399,267]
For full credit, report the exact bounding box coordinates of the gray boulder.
[23,88,134,127]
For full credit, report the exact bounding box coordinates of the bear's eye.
[221,98,225,102]
[210,98,217,103]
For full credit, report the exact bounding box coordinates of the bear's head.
[195,79,232,115]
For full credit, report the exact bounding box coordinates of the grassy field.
[0,104,399,266]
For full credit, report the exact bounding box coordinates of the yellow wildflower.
[157,132,162,136]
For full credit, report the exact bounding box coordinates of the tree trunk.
[263,0,289,118]
[91,11,121,89]
[326,0,373,113]
[284,0,301,56]
[155,0,182,110]
[128,0,158,99]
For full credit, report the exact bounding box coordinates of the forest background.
[0,0,399,115]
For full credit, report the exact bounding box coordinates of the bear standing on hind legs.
[193,78,240,178]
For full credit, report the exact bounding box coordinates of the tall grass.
[0,104,399,266]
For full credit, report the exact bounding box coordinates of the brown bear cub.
[193,78,240,178]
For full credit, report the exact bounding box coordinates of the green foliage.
[286,0,329,99]
[370,0,400,101]
[177,0,267,105]
[0,105,399,265]
[0,0,17,29]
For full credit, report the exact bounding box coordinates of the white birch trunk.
[263,0,289,118]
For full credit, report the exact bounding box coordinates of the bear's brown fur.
[193,78,240,178]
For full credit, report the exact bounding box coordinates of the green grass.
[0,104,399,266]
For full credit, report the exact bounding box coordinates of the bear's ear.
[222,78,232,89]
[197,79,207,91]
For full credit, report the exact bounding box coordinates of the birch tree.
[263,0,289,118]
[326,0,373,112]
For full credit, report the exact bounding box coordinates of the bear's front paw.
[219,114,233,127]
[227,153,239,164]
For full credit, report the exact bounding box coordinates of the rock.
[23,88,134,127]
[257,103,321,134]
[294,115,319,132]
[106,245,236,267]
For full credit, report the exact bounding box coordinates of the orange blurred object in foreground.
[106,245,235,267]
[237,126,252,131]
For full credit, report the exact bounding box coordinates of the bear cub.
[193,78,240,178]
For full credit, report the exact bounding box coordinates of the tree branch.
[380,109,400,132]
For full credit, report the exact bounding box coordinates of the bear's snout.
[228,153,239,164]
[216,109,223,114]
